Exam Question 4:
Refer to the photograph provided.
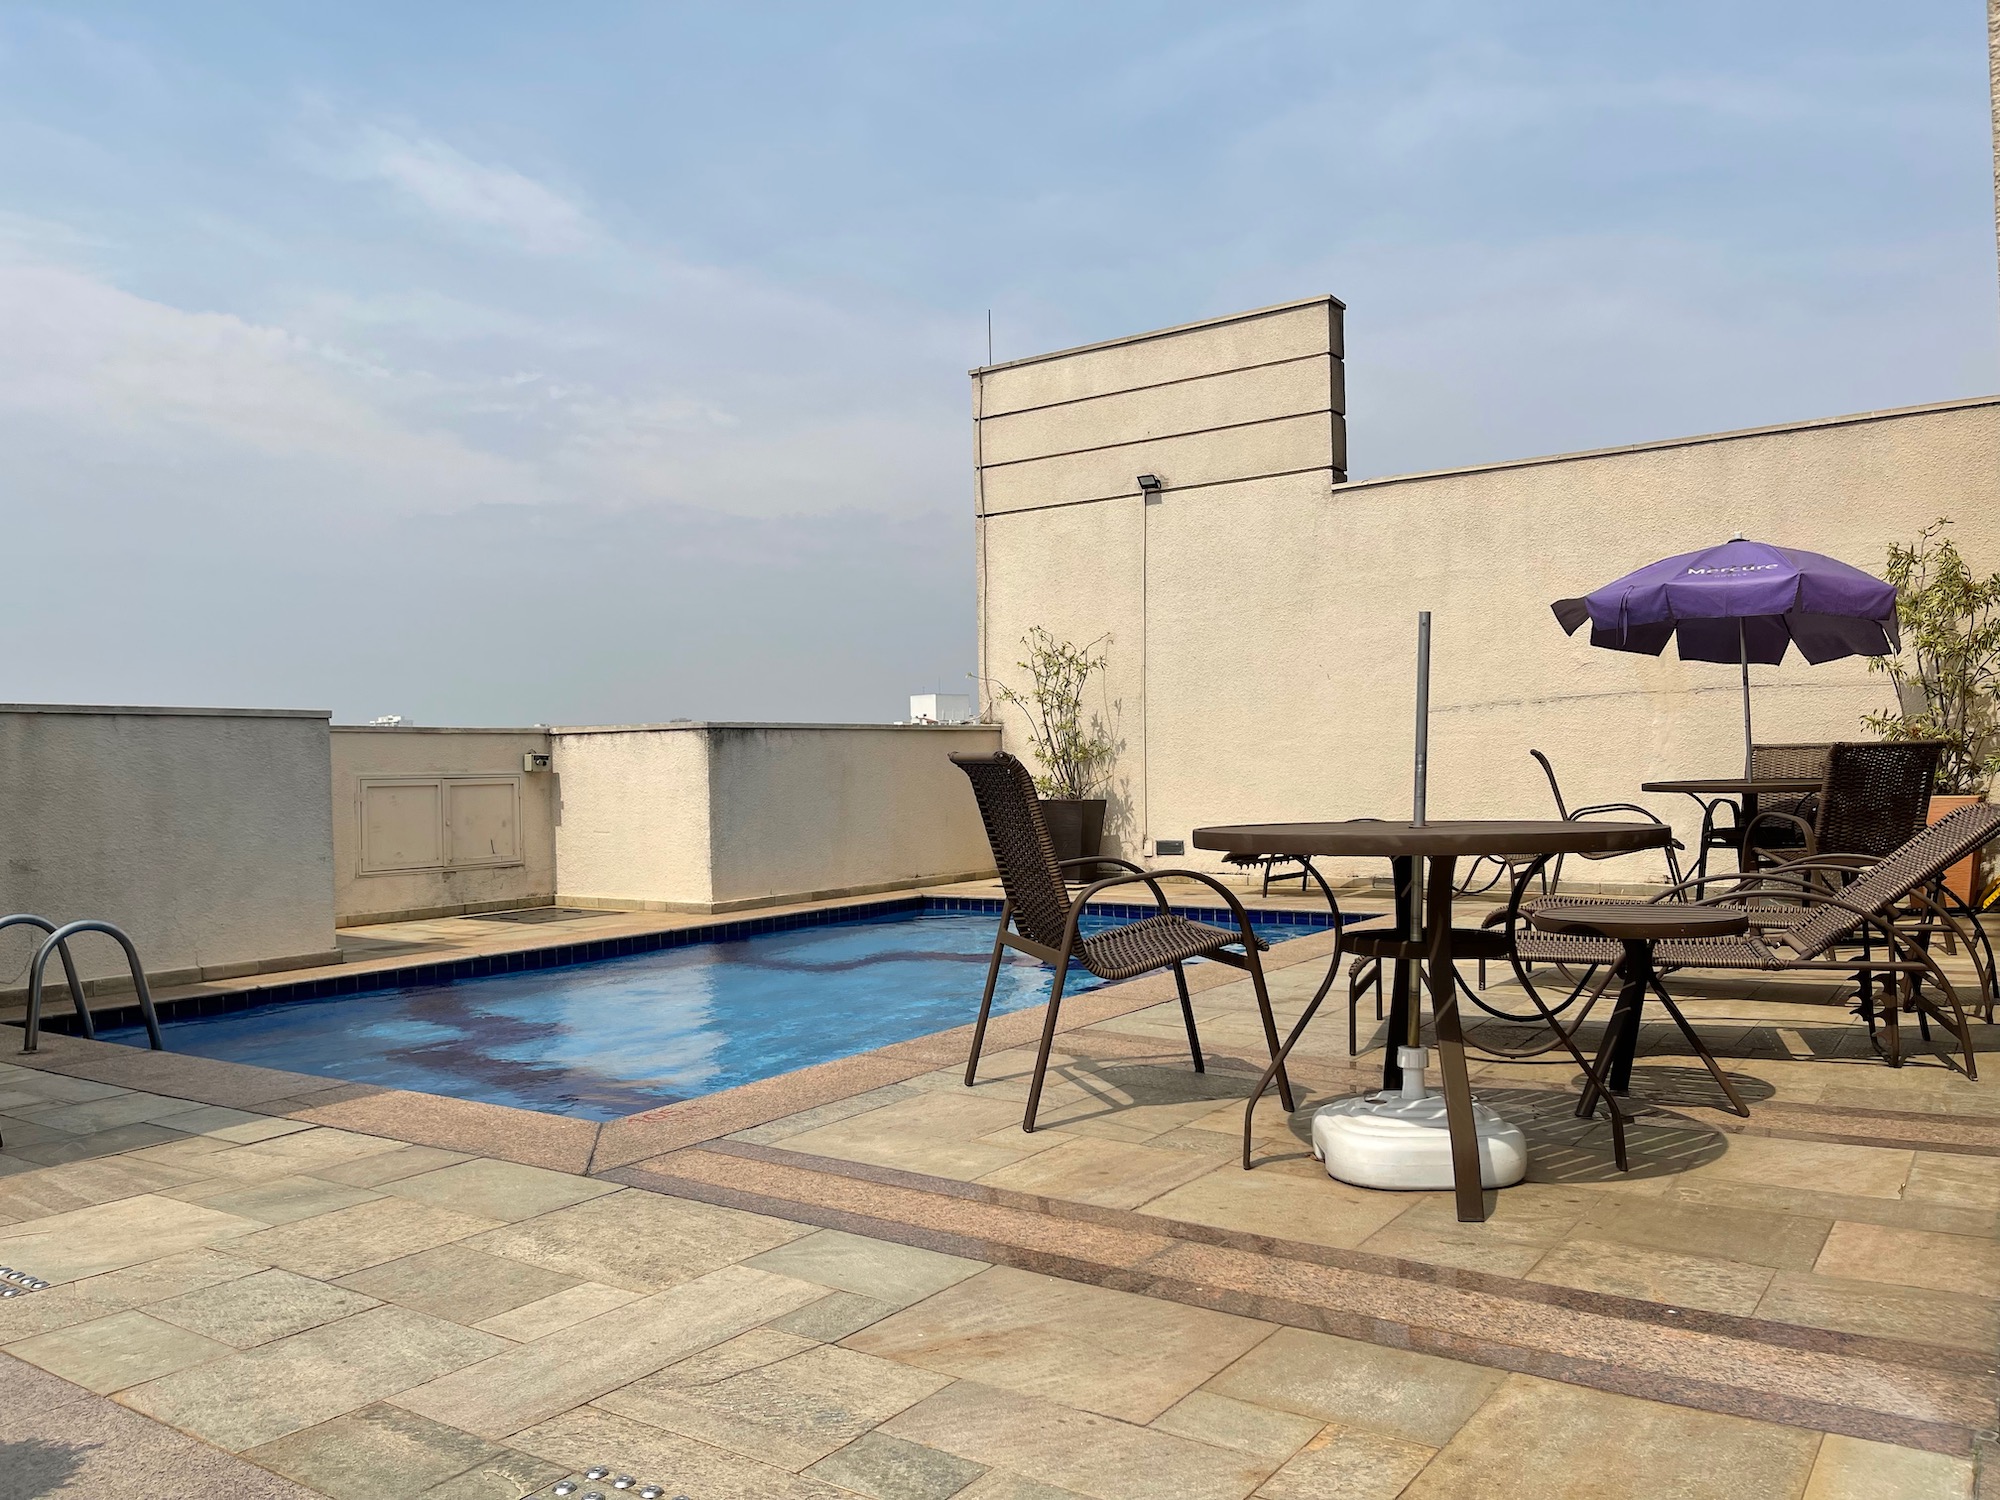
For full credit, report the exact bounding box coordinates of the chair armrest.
[1070,867,1267,950]
[1063,858,1172,913]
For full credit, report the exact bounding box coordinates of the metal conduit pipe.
[23,920,163,1053]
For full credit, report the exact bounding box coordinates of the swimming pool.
[103,902,1319,1119]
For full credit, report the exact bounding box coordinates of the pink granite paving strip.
[708,1137,1992,1376]
[276,1087,600,1174]
[612,1147,1996,1457]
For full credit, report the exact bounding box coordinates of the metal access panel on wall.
[359,776,522,874]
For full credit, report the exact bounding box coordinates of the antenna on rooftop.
[986,310,993,365]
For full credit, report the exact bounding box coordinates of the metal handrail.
[23,920,163,1053]
[1,914,87,1032]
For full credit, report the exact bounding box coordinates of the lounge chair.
[951,751,1299,1133]
[1498,805,2000,1151]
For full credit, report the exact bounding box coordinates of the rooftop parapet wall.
[0,704,338,993]
[550,722,1001,914]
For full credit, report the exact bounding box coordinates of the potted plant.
[988,628,1118,872]
[1863,517,2000,902]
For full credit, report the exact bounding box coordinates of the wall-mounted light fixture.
[1136,473,1164,495]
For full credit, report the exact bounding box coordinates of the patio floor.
[0,894,1992,1498]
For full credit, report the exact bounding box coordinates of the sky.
[0,2,1993,725]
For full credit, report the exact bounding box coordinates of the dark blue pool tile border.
[31,892,1348,1037]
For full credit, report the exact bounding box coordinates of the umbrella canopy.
[1552,538,1897,663]
[1551,538,1899,773]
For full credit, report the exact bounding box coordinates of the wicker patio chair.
[1696,742,1832,872]
[951,751,1300,1132]
[1497,805,2000,1123]
[1742,740,1942,869]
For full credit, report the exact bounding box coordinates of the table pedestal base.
[1311,1048,1528,1191]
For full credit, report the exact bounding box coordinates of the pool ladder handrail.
[16,917,164,1053]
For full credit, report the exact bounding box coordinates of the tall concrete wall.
[976,303,2000,883]
[0,705,338,993]
[551,723,1000,912]
[331,727,557,925]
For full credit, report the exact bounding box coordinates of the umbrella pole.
[1410,611,1430,1051]
[1739,619,1753,777]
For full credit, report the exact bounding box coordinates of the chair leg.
[1172,962,1204,1074]
[1646,976,1748,1117]
[1022,955,1073,1133]
[1244,948,1296,1113]
[965,916,1010,1087]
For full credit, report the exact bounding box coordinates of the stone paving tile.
[473,1281,641,1342]
[381,1157,620,1222]
[1567,1191,1834,1272]
[1133,1157,1416,1249]
[166,1172,385,1225]
[510,1404,858,1500]
[1752,1271,2000,1354]
[311,1142,475,1187]
[602,1340,951,1470]
[466,1186,810,1292]
[976,1136,1220,1209]
[19,1089,217,1136]
[745,1227,985,1306]
[951,1473,1091,1500]
[1696,1134,1914,1200]
[1251,1422,1435,1500]
[150,1266,380,1348]
[1799,1432,1973,1499]
[1397,1373,1821,1499]
[0,1357,321,1498]
[1813,1220,2000,1298]
[883,1380,1274,1500]
[234,1195,503,1280]
[195,1126,413,1182]
[1203,1327,1502,1450]
[1526,1236,1779,1315]
[246,1400,514,1500]
[770,1288,901,1341]
[337,1241,580,1326]
[782,1093,1073,1180]
[0,1248,257,1343]
[120,1303,506,1452]
[0,1152,211,1220]
[393,1263,827,1438]
[1904,1154,2000,1212]
[5,1307,232,1393]
[804,1430,989,1499]
[413,1446,570,1499]
[847,1266,1274,1426]
[1148,1389,1321,1462]
[149,1104,314,1143]
[0,1192,263,1282]
[8,1120,197,1165]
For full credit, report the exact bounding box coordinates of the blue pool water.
[106,907,1308,1120]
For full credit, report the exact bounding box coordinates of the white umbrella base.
[1310,1047,1528,1191]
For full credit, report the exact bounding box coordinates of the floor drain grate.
[537,1466,688,1499]
[0,1265,51,1297]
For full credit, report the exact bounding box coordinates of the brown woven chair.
[1696,742,1832,873]
[1501,805,2000,1138]
[1743,740,1942,869]
[951,751,1297,1132]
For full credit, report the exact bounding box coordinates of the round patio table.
[1642,777,1822,875]
[1193,819,1671,1222]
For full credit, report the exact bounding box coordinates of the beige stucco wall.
[0,705,338,993]
[331,727,557,925]
[551,722,1000,912]
[977,302,2000,885]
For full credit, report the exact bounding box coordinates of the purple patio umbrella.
[1552,537,1899,775]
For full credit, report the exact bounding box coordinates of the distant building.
[909,693,973,725]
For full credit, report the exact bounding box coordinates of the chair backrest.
[1786,802,2000,959]
[1751,743,1833,781]
[1813,741,1943,860]
[950,751,1076,952]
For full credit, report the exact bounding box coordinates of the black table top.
[1642,777,1820,795]
[1192,819,1671,859]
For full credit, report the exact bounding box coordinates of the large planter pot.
[1928,793,1988,904]
[1040,797,1107,878]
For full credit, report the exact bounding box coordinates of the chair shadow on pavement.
[0,1438,88,1500]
